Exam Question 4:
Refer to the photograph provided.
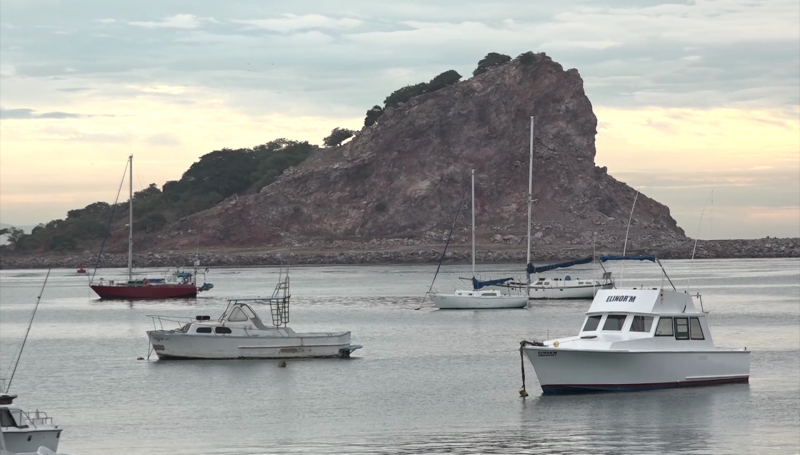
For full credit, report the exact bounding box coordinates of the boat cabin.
[571,288,714,348]
[176,301,293,337]
[454,289,504,298]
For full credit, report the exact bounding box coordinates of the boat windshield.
[630,316,654,332]
[582,315,602,331]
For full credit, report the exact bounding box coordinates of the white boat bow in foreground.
[0,393,62,455]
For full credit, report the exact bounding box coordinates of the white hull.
[148,330,356,359]
[431,294,528,309]
[524,346,750,393]
[1,428,61,454]
[528,283,613,300]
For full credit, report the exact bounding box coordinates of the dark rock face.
[160,52,683,251]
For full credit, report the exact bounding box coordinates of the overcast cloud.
[0,0,798,239]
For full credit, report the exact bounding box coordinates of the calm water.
[1,259,798,454]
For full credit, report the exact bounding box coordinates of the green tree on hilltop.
[427,70,462,92]
[323,127,356,147]
[473,52,511,76]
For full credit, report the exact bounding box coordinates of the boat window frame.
[227,306,249,322]
[215,326,233,334]
[629,315,655,333]
[674,317,690,340]
[195,326,212,334]
[602,314,628,331]
[689,317,705,340]
[655,317,674,336]
[582,315,602,332]
[1,408,19,428]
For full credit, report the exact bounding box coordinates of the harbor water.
[1,258,798,454]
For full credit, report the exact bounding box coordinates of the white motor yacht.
[521,256,750,394]
[0,393,61,454]
[147,274,362,359]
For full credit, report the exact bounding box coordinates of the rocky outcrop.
[146,52,684,252]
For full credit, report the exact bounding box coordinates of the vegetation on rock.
[323,127,356,147]
[1,139,316,253]
[473,52,511,76]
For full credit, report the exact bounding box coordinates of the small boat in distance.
[520,255,750,394]
[76,266,86,274]
[146,271,362,359]
[89,155,213,299]
[429,170,528,310]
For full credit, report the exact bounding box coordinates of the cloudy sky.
[1,0,798,239]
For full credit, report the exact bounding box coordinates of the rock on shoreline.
[1,238,797,270]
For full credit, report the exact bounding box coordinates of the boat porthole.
[553,341,560,347]
[28,436,32,441]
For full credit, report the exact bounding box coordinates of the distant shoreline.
[1,237,797,270]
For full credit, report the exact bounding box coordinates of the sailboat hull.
[91,284,197,299]
[431,294,528,309]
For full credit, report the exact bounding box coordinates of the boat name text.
[537,351,557,357]
[605,295,637,302]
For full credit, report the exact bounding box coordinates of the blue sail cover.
[526,257,594,275]
[472,277,513,290]
[599,255,656,263]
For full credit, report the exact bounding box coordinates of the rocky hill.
[153,52,685,252]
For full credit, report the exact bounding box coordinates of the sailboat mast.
[128,154,133,282]
[526,116,534,277]
[471,169,476,278]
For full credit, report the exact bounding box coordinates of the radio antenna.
[686,188,714,291]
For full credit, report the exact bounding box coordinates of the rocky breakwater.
[2,237,796,270]
[148,51,686,252]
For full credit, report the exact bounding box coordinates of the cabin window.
[603,314,627,331]
[689,317,704,340]
[228,307,248,322]
[655,317,673,336]
[630,316,654,332]
[215,326,232,334]
[196,327,212,333]
[1,409,18,427]
[241,305,257,319]
[674,317,690,340]
[582,315,602,331]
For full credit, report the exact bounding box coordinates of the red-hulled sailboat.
[90,155,214,300]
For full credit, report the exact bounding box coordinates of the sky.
[0,0,798,240]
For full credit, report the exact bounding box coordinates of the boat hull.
[524,346,750,394]
[147,330,356,359]
[2,427,61,453]
[431,294,528,309]
[91,284,197,299]
[528,283,613,300]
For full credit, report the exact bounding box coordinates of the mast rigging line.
[5,270,51,393]
[416,178,471,310]
[91,159,130,283]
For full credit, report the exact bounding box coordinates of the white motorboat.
[146,273,362,359]
[429,170,528,310]
[520,256,750,394]
[0,392,62,455]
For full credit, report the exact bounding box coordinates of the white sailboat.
[429,170,528,310]
[512,115,612,300]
